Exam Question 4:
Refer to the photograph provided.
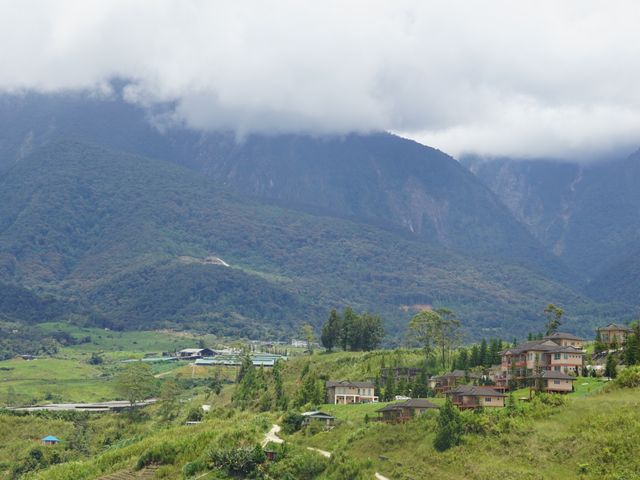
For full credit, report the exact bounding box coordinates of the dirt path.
[306,447,331,458]
[262,424,284,447]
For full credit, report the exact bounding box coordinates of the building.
[500,339,585,378]
[41,436,61,445]
[376,398,439,423]
[177,348,215,359]
[530,370,575,393]
[325,380,378,404]
[598,324,633,346]
[430,370,479,394]
[447,385,506,410]
[301,411,336,428]
[291,339,308,348]
[543,332,584,349]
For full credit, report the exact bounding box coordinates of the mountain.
[0,90,568,281]
[0,140,621,338]
[465,151,640,283]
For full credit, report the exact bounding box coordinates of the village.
[2,316,639,479]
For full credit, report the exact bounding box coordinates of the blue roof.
[42,436,61,442]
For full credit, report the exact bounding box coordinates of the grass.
[0,358,115,404]
[308,386,640,480]
[509,376,606,400]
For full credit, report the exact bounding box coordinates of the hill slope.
[0,141,622,338]
[0,90,567,281]
[465,151,640,282]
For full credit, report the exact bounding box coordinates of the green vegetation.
[319,308,384,352]
[0,140,628,340]
[1,333,638,480]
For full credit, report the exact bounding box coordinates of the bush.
[434,399,464,451]
[182,459,206,478]
[268,449,328,479]
[136,443,177,470]
[282,411,304,434]
[615,366,640,388]
[209,444,266,475]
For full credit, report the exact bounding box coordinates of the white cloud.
[1,0,639,158]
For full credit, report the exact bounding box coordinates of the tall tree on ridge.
[543,304,564,336]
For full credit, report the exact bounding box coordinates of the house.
[291,339,308,348]
[543,332,584,349]
[598,324,633,346]
[500,339,585,378]
[301,411,336,428]
[430,370,479,394]
[447,385,506,410]
[376,398,439,423]
[325,381,378,404]
[529,370,575,393]
[41,436,61,445]
[177,348,215,359]
[20,354,36,360]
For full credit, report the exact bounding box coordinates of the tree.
[409,309,461,369]
[433,398,463,451]
[351,313,384,351]
[321,309,342,351]
[383,372,396,401]
[207,373,223,398]
[296,371,324,407]
[272,360,288,410]
[114,362,155,409]
[543,304,564,336]
[594,330,606,355]
[341,307,357,351]
[479,339,488,367]
[301,323,315,353]
[456,348,469,371]
[158,379,181,421]
[469,344,480,368]
[624,323,640,366]
[604,354,618,379]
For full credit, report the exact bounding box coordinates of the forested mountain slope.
[0,91,567,281]
[0,141,621,338]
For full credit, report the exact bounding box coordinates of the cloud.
[1,0,639,158]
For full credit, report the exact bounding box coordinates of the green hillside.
[0,141,624,338]
[1,345,637,480]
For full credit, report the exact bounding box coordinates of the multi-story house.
[325,380,378,404]
[500,335,585,379]
[597,324,633,346]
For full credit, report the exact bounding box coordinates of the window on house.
[485,397,491,402]
[554,353,561,360]
[563,353,568,359]
[554,366,560,371]
[554,380,560,385]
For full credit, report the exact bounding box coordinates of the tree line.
[320,307,384,352]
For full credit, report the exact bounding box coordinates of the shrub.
[182,459,206,478]
[136,443,177,470]
[268,449,328,480]
[615,366,640,388]
[434,399,464,451]
[282,411,304,434]
[209,444,266,475]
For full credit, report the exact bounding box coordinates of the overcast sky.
[1,1,639,159]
